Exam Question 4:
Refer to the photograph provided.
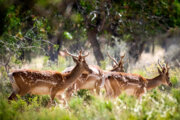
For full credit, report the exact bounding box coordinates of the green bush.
[170,76,178,86]
[171,88,180,103]
[0,58,180,120]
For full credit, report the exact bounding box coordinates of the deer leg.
[8,87,29,101]
[18,89,30,96]
[56,95,67,105]
[108,79,116,98]
[65,91,73,101]
[135,87,143,99]
[8,92,17,101]
[95,80,102,95]
[56,95,63,101]
[50,87,59,104]
[95,86,100,95]
[66,85,75,100]
[105,80,114,98]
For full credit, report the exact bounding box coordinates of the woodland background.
[0,0,180,120]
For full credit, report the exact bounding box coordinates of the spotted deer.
[104,61,172,98]
[107,52,125,72]
[60,53,126,100]
[8,50,91,103]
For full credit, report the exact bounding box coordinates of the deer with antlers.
[107,53,125,72]
[59,53,126,101]
[104,61,172,98]
[8,50,92,103]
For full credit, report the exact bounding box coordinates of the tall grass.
[0,56,180,120]
[0,89,179,120]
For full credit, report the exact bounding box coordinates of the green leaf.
[63,31,73,40]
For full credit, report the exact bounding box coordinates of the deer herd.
[8,49,172,105]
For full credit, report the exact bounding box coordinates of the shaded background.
[0,0,180,73]
[0,1,180,120]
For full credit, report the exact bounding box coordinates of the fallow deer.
[8,50,91,103]
[103,53,126,97]
[60,53,126,100]
[107,52,125,72]
[104,61,172,98]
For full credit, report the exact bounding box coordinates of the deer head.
[107,53,125,72]
[64,49,92,73]
[157,60,172,87]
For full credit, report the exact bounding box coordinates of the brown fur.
[8,52,91,103]
[61,55,125,101]
[104,64,172,98]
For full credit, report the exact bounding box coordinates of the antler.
[107,52,118,65]
[118,54,125,65]
[158,60,169,73]
[79,48,89,58]
[64,49,89,59]
[78,49,83,56]
[81,52,89,58]
[63,49,78,58]
[165,62,170,72]
[158,59,163,69]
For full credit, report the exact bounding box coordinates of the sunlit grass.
[0,57,180,120]
[0,88,179,120]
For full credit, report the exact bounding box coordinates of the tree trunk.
[128,40,145,63]
[87,28,104,65]
[48,32,63,61]
[55,33,63,59]
[152,39,155,55]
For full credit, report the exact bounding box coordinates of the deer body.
[10,70,64,96]
[61,54,125,100]
[104,62,172,98]
[61,65,102,100]
[8,50,91,103]
[104,72,147,97]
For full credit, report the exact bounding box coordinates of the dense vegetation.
[1,0,180,65]
[0,58,180,120]
[0,0,180,120]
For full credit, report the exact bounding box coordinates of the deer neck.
[110,67,124,72]
[65,64,84,84]
[146,75,163,90]
[110,67,118,72]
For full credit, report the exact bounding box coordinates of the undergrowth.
[0,57,180,120]
[0,89,180,120]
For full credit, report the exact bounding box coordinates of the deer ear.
[157,67,161,74]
